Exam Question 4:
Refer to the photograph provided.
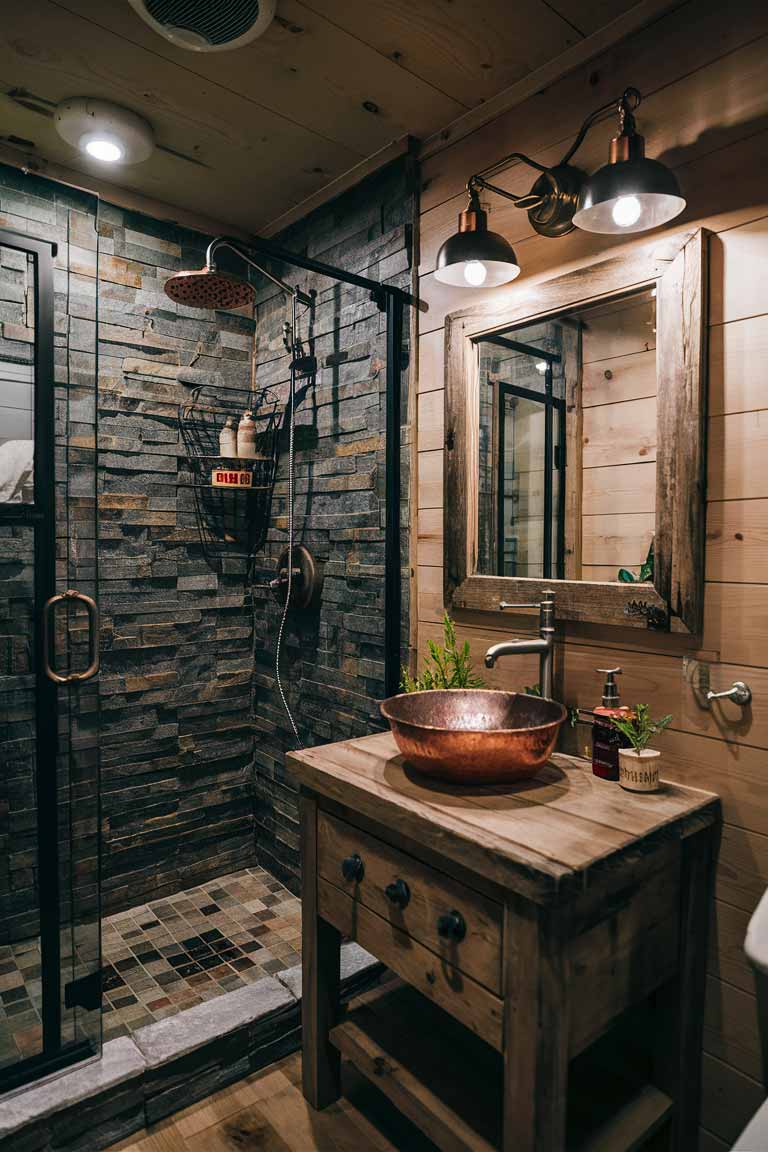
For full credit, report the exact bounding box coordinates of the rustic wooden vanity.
[289,731,719,1152]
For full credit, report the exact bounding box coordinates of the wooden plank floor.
[110,1053,438,1151]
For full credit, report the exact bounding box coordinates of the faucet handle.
[500,590,556,611]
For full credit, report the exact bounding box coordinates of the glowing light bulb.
[612,195,642,228]
[85,138,123,163]
[463,260,487,286]
[535,361,547,375]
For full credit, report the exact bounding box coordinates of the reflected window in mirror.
[0,247,36,504]
[475,286,656,585]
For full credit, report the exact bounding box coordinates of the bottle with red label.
[591,667,634,781]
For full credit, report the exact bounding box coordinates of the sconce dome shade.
[572,156,685,235]
[434,228,520,288]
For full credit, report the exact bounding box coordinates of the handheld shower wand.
[273,288,303,749]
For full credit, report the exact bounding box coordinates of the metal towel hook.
[706,681,752,707]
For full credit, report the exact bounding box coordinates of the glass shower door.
[0,227,101,1093]
[496,350,566,580]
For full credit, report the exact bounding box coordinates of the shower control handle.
[269,567,302,592]
[341,853,364,883]
[384,879,411,909]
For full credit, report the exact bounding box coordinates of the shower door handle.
[42,590,100,684]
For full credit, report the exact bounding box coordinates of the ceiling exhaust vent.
[127,0,276,52]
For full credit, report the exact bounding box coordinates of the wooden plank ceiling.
[0,0,643,233]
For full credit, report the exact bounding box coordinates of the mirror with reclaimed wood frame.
[444,229,709,633]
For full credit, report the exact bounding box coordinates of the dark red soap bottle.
[591,667,633,781]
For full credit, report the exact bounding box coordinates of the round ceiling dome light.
[55,98,155,165]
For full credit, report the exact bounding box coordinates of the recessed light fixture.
[84,139,123,163]
[434,88,685,288]
[55,98,155,165]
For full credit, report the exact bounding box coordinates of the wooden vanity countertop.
[288,730,720,902]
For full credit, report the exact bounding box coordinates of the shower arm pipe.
[206,237,313,307]
[209,234,427,314]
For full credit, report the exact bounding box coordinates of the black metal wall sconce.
[434,88,686,288]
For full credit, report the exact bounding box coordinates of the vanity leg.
[502,901,569,1152]
[300,792,341,1109]
[653,825,716,1151]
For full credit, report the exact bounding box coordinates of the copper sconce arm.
[435,85,684,284]
[463,87,645,240]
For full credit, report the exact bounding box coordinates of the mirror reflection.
[0,246,35,504]
[476,286,656,583]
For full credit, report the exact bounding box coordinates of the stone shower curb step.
[0,944,382,1152]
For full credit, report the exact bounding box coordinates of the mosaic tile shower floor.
[0,867,301,1066]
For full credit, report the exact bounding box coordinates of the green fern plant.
[610,704,672,753]
[400,613,485,692]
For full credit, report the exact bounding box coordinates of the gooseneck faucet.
[484,592,556,699]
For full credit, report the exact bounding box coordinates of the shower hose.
[274,290,303,749]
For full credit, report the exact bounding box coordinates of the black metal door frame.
[0,228,80,1091]
[495,367,566,581]
[223,236,413,698]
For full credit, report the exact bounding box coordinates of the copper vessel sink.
[380,690,567,785]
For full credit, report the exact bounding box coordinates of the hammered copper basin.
[380,690,567,784]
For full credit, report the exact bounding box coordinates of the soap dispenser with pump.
[591,667,634,781]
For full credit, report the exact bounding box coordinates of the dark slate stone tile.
[135,950,161,964]
[199,929,223,942]
[176,963,202,978]
[0,987,28,1004]
[114,957,139,973]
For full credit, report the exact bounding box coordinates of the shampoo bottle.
[236,410,257,459]
[219,416,237,457]
[591,667,633,781]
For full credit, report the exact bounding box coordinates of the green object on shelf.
[609,703,672,753]
[617,538,654,584]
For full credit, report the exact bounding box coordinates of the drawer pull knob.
[384,879,411,909]
[437,910,466,942]
[341,853,364,883]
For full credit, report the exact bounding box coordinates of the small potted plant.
[609,704,673,792]
[400,613,485,692]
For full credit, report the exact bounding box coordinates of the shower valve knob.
[341,853,364,883]
[269,566,302,592]
[270,545,320,610]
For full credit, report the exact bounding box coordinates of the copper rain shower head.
[163,265,256,310]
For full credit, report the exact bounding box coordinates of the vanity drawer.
[317,810,502,994]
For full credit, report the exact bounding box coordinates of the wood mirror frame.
[444,228,709,634]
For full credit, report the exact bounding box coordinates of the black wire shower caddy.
[178,383,281,563]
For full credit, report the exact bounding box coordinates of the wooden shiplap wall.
[414,1,768,1145]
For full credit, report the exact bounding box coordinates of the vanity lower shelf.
[334,981,673,1152]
